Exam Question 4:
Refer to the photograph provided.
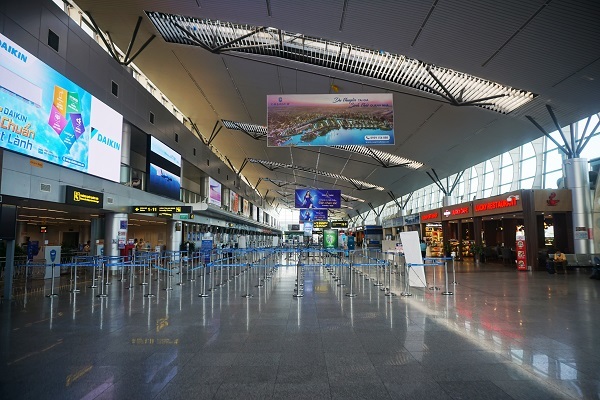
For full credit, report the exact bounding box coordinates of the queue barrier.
[8,247,456,301]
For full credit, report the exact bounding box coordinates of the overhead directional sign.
[331,220,348,228]
[132,206,192,214]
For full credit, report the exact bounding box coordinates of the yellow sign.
[30,159,43,168]
[73,190,100,204]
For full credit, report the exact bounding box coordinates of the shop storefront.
[441,203,474,259]
[420,209,443,257]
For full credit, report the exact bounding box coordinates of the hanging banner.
[299,208,328,222]
[267,93,394,146]
[295,189,341,209]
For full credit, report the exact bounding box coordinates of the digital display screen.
[0,32,123,182]
[147,136,181,200]
[150,136,181,167]
[147,162,181,200]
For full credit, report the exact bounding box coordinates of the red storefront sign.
[515,238,527,271]
[474,195,519,212]
[421,212,439,221]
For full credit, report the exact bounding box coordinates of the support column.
[442,195,454,207]
[564,158,594,254]
[521,190,538,270]
[119,122,132,185]
[105,213,128,258]
[167,220,182,251]
[90,217,104,256]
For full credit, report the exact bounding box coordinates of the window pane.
[501,152,512,167]
[499,183,511,194]
[483,172,494,190]
[520,177,534,189]
[522,143,535,159]
[545,149,563,173]
[521,157,536,179]
[500,164,513,185]
[580,133,600,160]
[544,170,563,189]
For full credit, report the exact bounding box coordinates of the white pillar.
[564,158,594,254]
[442,195,454,207]
[105,213,128,257]
[167,220,182,251]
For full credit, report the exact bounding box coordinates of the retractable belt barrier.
[10,247,455,301]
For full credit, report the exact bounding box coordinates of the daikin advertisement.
[0,32,123,182]
[267,93,394,147]
[295,189,341,209]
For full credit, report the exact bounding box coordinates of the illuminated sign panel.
[65,185,103,208]
[313,220,329,228]
[295,189,341,209]
[147,137,181,200]
[132,206,192,214]
[442,205,472,220]
[420,210,441,222]
[331,220,348,228]
[267,94,394,146]
[0,33,123,182]
[474,193,521,216]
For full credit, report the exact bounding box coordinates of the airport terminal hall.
[2,0,600,399]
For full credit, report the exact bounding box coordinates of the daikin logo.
[0,39,27,63]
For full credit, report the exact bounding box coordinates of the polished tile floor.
[1,253,599,399]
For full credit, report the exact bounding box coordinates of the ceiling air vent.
[106,197,114,204]
[40,183,51,193]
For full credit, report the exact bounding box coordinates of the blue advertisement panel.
[201,239,213,264]
[295,189,341,209]
[150,136,181,167]
[0,33,123,182]
[299,208,328,222]
[267,93,393,146]
[147,163,181,200]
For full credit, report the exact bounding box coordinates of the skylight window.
[146,11,535,114]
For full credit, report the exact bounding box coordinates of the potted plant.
[471,244,484,263]
[443,242,453,257]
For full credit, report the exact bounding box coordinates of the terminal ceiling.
[74,0,600,217]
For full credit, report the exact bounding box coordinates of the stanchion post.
[46,263,58,297]
[401,263,413,297]
[71,262,80,293]
[442,259,453,295]
[88,257,98,288]
[345,258,356,297]
[96,259,108,298]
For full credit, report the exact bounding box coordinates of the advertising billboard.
[295,189,341,209]
[150,136,181,167]
[0,32,123,182]
[208,177,222,206]
[147,136,181,200]
[230,191,239,212]
[243,198,249,216]
[267,93,394,147]
[299,208,328,222]
[323,229,338,249]
[147,163,181,199]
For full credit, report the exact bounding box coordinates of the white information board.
[399,231,427,288]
